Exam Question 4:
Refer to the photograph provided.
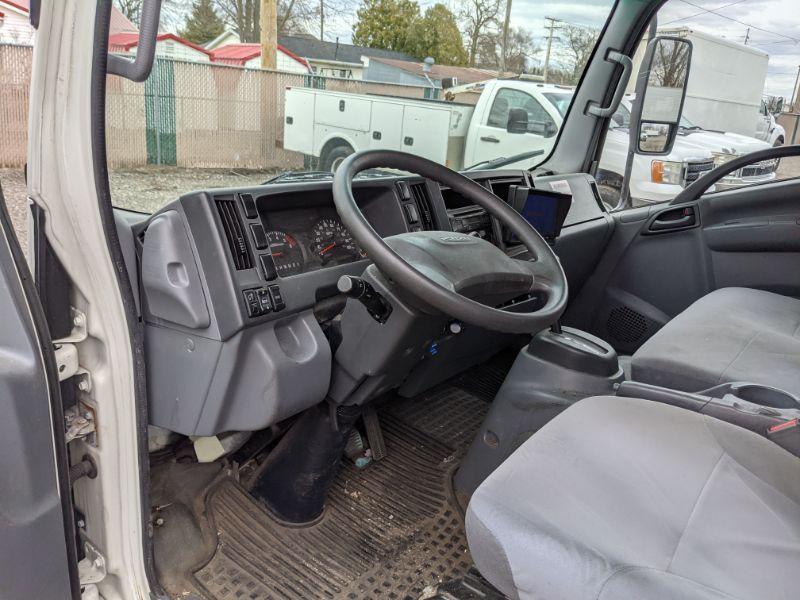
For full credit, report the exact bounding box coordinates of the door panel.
[0,185,78,598]
[568,179,800,353]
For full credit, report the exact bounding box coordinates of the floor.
[154,354,514,600]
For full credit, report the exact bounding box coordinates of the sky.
[321,0,800,100]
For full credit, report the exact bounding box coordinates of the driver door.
[468,87,558,167]
[0,183,79,598]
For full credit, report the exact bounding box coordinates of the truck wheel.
[774,136,785,147]
[321,144,355,173]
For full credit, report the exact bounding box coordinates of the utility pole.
[499,0,512,74]
[320,0,324,40]
[543,16,561,84]
[261,0,277,69]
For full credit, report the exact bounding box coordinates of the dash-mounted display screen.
[509,186,572,243]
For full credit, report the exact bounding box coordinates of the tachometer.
[267,231,305,277]
[310,217,366,266]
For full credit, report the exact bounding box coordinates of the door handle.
[650,214,694,231]
[646,206,697,233]
[480,136,500,143]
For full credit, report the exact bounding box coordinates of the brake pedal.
[363,407,386,461]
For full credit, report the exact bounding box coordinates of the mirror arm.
[586,51,633,118]
[108,0,163,82]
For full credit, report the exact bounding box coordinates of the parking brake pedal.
[363,407,386,461]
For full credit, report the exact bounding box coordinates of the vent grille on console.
[410,182,435,230]
[214,195,254,270]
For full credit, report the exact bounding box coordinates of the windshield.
[105,0,615,213]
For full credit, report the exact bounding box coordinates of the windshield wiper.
[465,149,545,171]
[263,170,333,184]
[263,168,397,184]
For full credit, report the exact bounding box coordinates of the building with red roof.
[108,32,212,63]
[209,42,310,73]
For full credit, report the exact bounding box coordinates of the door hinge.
[65,404,96,444]
[53,308,91,386]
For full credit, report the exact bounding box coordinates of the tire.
[774,136,785,147]
[320,143,355,173]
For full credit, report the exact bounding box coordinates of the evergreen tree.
[407,4,467,65]
[179,0,226,45]
[352,0,420,53]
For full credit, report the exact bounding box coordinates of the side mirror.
[773,97,784,115]
[507,108,528,134]
[634,36,693,155]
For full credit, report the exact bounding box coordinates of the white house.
[109,32,212,63]
[1,0,137,45]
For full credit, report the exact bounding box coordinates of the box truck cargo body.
[630,27,769,137]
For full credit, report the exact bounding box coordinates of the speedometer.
[267,231,305,277]
[310,218,366,266]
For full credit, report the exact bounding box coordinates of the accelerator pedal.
[363,406,386,461]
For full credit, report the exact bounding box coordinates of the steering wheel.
[332,150,568,334]
[672,144,800,205]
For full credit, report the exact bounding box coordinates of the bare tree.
[215,0,345,40]
[650,39,689,88]
[560,23,598,83]
[476,26,538,73]
[114,0,191,28]
[459,0,502,67]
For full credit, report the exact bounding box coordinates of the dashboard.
[136,168,607,438]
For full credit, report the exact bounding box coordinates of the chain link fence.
[0,44,439,170]
[0,44,31,168]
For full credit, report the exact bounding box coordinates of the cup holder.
[730,384,799,409]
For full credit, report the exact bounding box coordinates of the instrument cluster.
[263,209,367,277]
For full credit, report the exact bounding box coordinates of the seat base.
[466,395,800,600]
[631,287,800,394]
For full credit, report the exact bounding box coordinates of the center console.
[616,379,800,457]
[455,326,625,496]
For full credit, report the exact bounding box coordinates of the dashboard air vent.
[409,182,435,230]
[214,195,254,270]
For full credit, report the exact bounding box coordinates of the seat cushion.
[631,287,800,393]
[465,396,800,600]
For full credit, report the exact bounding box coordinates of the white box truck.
[630,27,772,139]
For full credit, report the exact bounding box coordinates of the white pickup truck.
[283,79,776,204]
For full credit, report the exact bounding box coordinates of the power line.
[678,0,800,43]
[662,0,749,25]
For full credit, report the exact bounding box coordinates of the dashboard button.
[260,254,278,280]
[268,285,285,311]
[257,289,273,313]
[240,193,258,219]
[404,203,419,224]
[250,223,268,250]
[243,289,261,317]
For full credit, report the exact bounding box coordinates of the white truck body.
[284,79,774,204]
[284,87,476,170]
[630,27,770,138]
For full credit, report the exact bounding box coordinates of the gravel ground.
[3,159,800,251]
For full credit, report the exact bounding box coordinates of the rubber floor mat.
[193,386,489,600]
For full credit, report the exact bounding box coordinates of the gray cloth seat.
[465,395,800,600]
[631,287,800,394]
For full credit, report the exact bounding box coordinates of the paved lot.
[3,158,800,252]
